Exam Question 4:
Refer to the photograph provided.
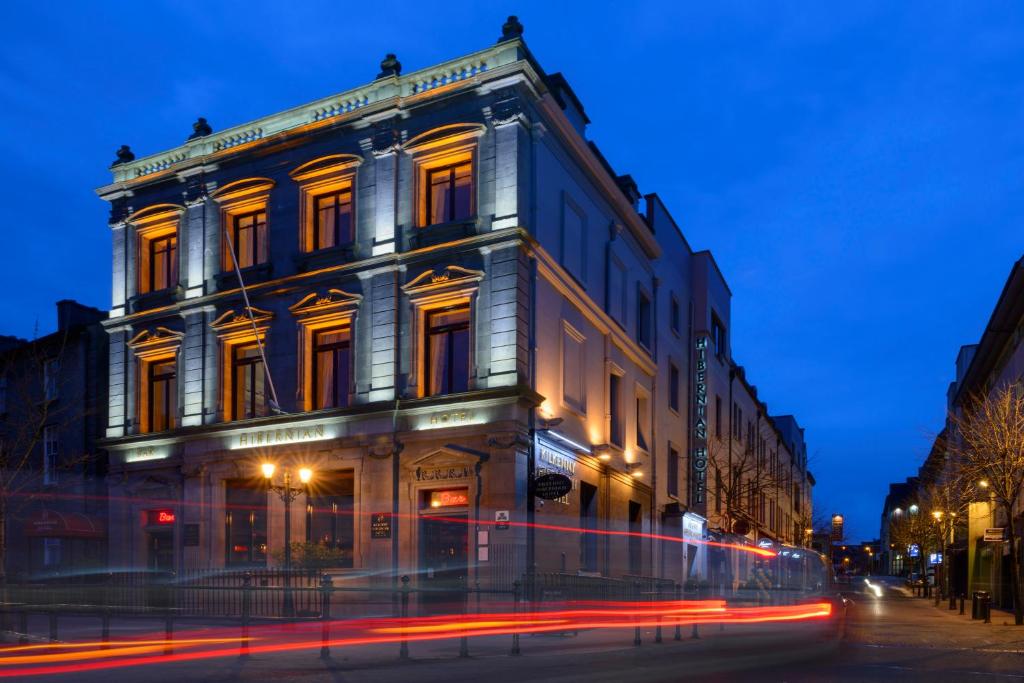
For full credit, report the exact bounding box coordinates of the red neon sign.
[147,509,176,525]
[429,489,469,508]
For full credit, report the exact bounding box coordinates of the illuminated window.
[147,234,177,292]
[313,327,351,410]
[426,161,473,225]
[232,343,267,420]
[306,470,354,568]
[425,304,470,396]
[130,205,183,296]
[143,359,176,433]
[229,210,268,270]
[313,189,353,250]
[225,481,267,566]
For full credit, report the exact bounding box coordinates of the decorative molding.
[289,154,363,182]
[402,123,486,154]
[209,306,274,333]
[127,326,185,351]
[288,288,363,317]
[210,177,275,205]
[126,203,186,227]
[403,265,485,294]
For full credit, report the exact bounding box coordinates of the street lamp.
[262,462,314,616]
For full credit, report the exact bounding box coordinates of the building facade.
[0,301,108,578]
[96,18,812,590]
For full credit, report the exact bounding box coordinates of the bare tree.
[888,505,932,588]
[948,384,1024,625]
[706,432,788,538]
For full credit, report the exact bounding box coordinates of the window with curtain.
[148,234,177,292]
[147,358,176,432]
[232,343,266,420]
[313,327,351,409]
[313,188,353,250]
[425,305,470,396]
[225,481,267,566]
[230,210,268,269]
[426,161,473,225]
[306,470,355,568]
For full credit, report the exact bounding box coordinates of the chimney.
[56,300,105,332]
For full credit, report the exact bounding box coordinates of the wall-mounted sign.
[534,472,573,500]
[732,519,750,536]
[682,513,705,538]
[371,512,392,539]
[183,524,200,547]
[495,510,510,530]
[690,336,709,507]
[415,465,472,482]
[984,528,1005,542]
[417,409,480,431]
[538,445,577,475]
[126,445,167,463]
[146,509,175,525]
[229,422,334,450]
[429,489,469,508]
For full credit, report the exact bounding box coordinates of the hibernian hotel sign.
[228,422,336,450]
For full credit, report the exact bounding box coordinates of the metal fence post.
[674,583,682,641]
[240,572,252,659]
[633,581,642,647]
[399,575,410,660]
[691,583,700,640]
[320,573,333,660]
[654,583,662,644]
[510,580,521,656]
[460,584,470,658]
[164,612,174,655]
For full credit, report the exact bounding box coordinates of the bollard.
[164,613,174,655]
[320,573,333,660]
[101,610,111,650]
[240,572,252,659]
[48,610,58,643]
[633,581,642,647]
[460,584,470,658]
[959,594,965,615]
[510,580,521,656]
[399,575,410,660]
[674,583,682,642]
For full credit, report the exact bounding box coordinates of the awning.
[23,510,106,539]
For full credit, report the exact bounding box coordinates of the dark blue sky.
[2,2,1022,540]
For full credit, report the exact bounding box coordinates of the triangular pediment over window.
[288,288,362,318]
[403,265,485,295]
[209,306,274,333]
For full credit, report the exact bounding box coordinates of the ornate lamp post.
[262,462,313,616]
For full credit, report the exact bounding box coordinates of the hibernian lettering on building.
[691,336,709,506]
[229,422,334,450]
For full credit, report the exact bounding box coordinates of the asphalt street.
[9,577,1024,682]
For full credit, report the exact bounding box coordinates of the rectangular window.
[715,395,722,439]
[711,314,726,360]
[147,359,177,432]
[425,304,470,396]
[580,482,598,571]
[225,481,268,566]
[43,538,62,567]
[43,426,58,485]
[306,470,355,568]
[426,161,473,225]
[667,446,679,497]
[230,210,268,269]
[562,326,585,412]
[636,288,652,348]
[670,296,680,334]
[313,327,351,410]
[561,196,585,283]
[609,373,623,447]
[44,358,59,401]
[628,500,642,575]
[232,343,267,420]
[636,391,650,452]
[313,188,353,250]
[148,234,178,292]
[669,363,680,412]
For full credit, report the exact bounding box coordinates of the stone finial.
[499,15,524,42]
[188,117,213,140]
[376,53,402,79]
[112,145,135,166]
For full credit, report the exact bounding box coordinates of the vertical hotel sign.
[691,336,709,508]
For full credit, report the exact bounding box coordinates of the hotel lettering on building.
[96,18,812,589]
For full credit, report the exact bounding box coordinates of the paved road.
[9,577,1024,682]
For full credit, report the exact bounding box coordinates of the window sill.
[216,262,273,290]
[128,286,182,314]
[411,218,477,249]
[295,244,356,273]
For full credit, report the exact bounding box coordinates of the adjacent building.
[95,18,812,590]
